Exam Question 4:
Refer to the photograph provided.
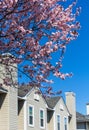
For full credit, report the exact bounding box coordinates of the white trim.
[18,96,26,100]
[46,109,48,130]
[28,104,34,127]
[56,114,60,130]
[0,89,8,93]
[54,109,56,130]
[39,108,45,129]
[64,116,68,130]
[47,107,54,111]
[24,87,34,98]
[24,100,27,130]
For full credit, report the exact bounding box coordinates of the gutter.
[18,96,26,100]
[0,89,8,93]
[47,106,55,111]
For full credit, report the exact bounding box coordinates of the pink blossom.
[0,0,80,93]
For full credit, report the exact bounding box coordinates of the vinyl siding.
[0,88,18,130]
[0,59,18,130]
[9,87,18,130]
[0,93,9,130]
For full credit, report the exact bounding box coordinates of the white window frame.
[57,114,60,130]
[28,105,34,127]
[64,116,68,130]
[39,108,45,129]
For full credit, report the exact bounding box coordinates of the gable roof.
[76,112,89,122]
[18,85,33,97]
[46,96,61,109]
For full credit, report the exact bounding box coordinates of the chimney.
[65,92,76,130]
[0,53,18,130]
[86,103,89,115]
[0,53,18,86]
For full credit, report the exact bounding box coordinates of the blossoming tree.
[0,0,80,94]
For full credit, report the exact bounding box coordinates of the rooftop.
[76,112,89,122]
[18,85,33,97]
[46,96,61,109]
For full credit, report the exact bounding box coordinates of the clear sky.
[52,0,89,115]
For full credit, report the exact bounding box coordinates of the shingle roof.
[76,112,89,122]
[18,85,33,97]
[46,96,61,109]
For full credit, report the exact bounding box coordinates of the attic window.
[60,104,64,111]
[34,93,40,101]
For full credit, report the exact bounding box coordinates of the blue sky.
[52,0,89,114]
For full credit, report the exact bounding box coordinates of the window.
[64,117,67,130]
[40,109,45,128]
[28,105,34,126]
[57,115,60,130]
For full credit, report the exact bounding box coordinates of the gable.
[55,97,70,116]
[46,96,70,116]
[26,88,47,107]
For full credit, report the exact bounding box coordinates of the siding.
[0,93,9,130]
[0,88,18,130]
[9,87,18,130]
[0,62,18,130]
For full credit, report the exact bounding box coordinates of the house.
[76,112,89,130]
[0,55,77,130]
[46,96,70,130]
[18,86,47,130]
[18,86,76,130]
[76,103,89,130]
[0,85,77,130]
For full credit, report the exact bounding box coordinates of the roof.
[18,85,33,97]
[0,86,8,93]
[46,96,61,109]
[76,112,89,122]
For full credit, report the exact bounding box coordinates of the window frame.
[39,108,45,129]
[28,105,34,127]
[64,117,68,130]
[57,114,60,130]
